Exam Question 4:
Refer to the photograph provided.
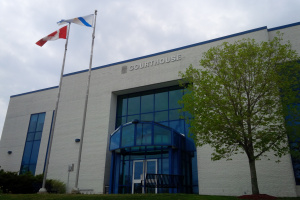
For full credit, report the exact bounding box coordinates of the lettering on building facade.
[128,54,182,71]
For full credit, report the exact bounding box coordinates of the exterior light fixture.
[132,119,139,124]
[75,139,80,143]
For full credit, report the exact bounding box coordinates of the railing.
[79,189,94,194]
[145,174,184,188]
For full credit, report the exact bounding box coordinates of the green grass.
[0,194,299,200]
[0,194,234,200]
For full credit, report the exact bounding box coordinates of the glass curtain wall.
[112,86,198,193]
[288,103,300,184]
[20,112,46,175]
[116,86,189,133]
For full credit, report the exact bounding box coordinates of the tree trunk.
[248,158,260,195]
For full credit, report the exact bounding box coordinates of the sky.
[0,0,300,139]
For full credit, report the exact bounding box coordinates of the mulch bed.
[238,194,277,200]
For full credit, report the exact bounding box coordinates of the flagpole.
[38,23,71,193]
[73,10,97,193]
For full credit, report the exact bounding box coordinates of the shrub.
[0,167,66,194]
[48,179,66,194]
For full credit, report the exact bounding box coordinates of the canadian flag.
[36,25,68,47]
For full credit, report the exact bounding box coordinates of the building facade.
[0,22,300,196]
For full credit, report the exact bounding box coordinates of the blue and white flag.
[57,14,94,27]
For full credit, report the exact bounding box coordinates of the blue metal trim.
[114,154,120,193]
[151,121,155,145]
[119,124,123,149]
[63,69,89,77]
[11,86,58,98]
[109,152,115,194]
[268,21,300,32]
[152,94,155,122]
[168,148,173,193]
[139,96,142,124]
[125,97,129,126]
[133,123,137,146]
[171,130,174,147]
[128,159,132,193]
[167,90,170,123]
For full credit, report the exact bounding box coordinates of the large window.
[115,86,199,193]
[116,86,188,136]
[20,113,46,175]
[289,103,300,184]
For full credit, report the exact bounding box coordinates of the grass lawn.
[0,194,299,200]
[0,194,235,200]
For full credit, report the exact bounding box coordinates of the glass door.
[145,160,157,194]
[132,160,144,194]
[132,159,157,194]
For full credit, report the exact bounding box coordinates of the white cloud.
[1,0,300,138]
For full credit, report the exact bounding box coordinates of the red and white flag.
[36,25,68,47]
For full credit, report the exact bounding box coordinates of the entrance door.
[132,159,157,194]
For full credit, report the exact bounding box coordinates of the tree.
[179,32,300,195]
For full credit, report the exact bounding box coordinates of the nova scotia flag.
[58,14,94,27]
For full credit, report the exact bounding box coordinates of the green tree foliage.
[179,32,300,195]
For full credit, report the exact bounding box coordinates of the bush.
[0,167,66,194]
[48,179,66,194]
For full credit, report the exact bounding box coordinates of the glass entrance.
[110,86,199,194]
[132,159,157,194]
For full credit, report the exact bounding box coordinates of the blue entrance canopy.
[109,120,195,152]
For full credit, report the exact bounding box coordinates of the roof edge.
[64,26,267,77]
[268,21,300,32]
[10,86,59,98]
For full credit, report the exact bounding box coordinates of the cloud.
[1,0,300,138]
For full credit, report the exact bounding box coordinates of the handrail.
[145,174,184,188]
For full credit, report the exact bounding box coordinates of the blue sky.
[0,0,300,138]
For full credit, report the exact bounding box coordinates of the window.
[20,113,46,175]
[115,86,199,194]
[141,94,153,113]
[289,103,300,184]
[155,91,168,111]
[128,96,140,115]
[115,86,187,136]
[121,125,135,147]
[136,124,152,145]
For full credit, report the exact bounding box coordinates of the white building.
[0,21,299,197]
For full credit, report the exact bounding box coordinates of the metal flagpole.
[73,10,97,192]
[38,23,71,193]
